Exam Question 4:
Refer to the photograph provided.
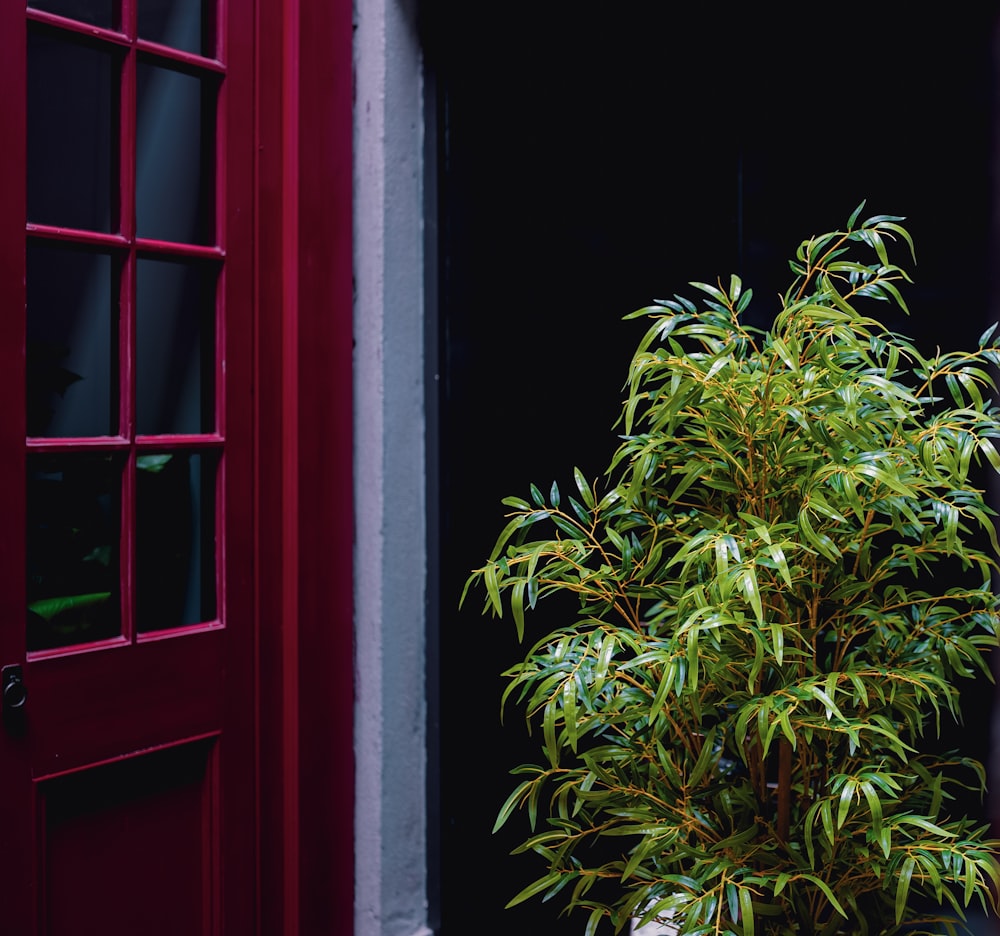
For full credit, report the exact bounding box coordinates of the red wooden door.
[0,1,256,933]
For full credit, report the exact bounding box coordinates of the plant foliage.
[465,208,1000,935]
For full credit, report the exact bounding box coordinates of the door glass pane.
[136,258,215,435]
[28,31,115,233]
[27,0,116,30]
[136,452,216,631]
[27,454,121,651]
[138,0,207,57]
[27,243,117,438]
[136,62,213,244]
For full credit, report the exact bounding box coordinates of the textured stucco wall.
[353,0,430,934]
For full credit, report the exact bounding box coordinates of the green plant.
[465,206,1000,935]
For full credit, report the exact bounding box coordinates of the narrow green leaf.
[896,816,955,837]
[593,634,615,694]
[770,336,799,372]
[804,801,819,868]
[809,685,846,722]
[737,286,755,312]
[494,778,532,833]
[877,825,891,860]
[563,678,578,753]
[568,496,590,525]
[739,886,755,936]
[651,659,674,717]
[978,436,1000,473]
[686,625,700,693]
[511,580,525,641]
[895,857,916,923]
[484,563,503,617]
[488,515,529,561]
[729,273,742,303]
[837,779,856,829]
[688,726,718,787]
[860,780,883,836]
[821,800,835,847]
[726,881,739,926]
[715,536,730,581]
[741,566,764,624]
[778,710,796,748]
[734,703,754,752]
[770,621,784,666]
[878,278,910,316]
[801,873,849,919]
[714,824,760,852]
[584,907,604,936]
[543,698,559,767]
[799,509,841,563]
[872,219,916,261]
[505,872,562,909]
[670,462,706,505]
[847,672,869,708]
[573,466,596,508]
[28,591,111,622]
[747,630,765,693]
[767,544,793,588]
[690,280,728,304]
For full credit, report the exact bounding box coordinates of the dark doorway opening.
[429,9,997,933]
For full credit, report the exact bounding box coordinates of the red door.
[0,1,256,932]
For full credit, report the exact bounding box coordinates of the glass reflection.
[28,31,114,232]
[136,258,215,435]
[27,454,121,651]
[136,62,213,244]
[136,452,216,631]
[138,0,208,57]
[27,243,116,438]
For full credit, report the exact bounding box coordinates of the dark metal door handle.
[2,665,26,713]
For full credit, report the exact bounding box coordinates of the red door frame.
[0,0,354,930]
[0,1,258,932]
[255,0,354,932]
[0,2,28,918]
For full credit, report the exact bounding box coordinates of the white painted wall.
[353,0,430,934]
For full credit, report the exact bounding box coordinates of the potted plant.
[464,206,1000,935]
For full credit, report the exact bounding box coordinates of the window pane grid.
[25,0,225,649]
[27,2,223,65]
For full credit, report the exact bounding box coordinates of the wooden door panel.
[0,0,356,929]
[26,635,225,777]
[0,2,257,934]
[39,738,217,936]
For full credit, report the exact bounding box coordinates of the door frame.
[0,0,355,930]
[255,0,354,932]
[0,2,260,931]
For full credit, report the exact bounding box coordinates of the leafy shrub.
[466,207,1000,935]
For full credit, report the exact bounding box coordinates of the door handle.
[2,664,27,719]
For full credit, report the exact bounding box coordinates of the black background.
[426,7,998,933]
